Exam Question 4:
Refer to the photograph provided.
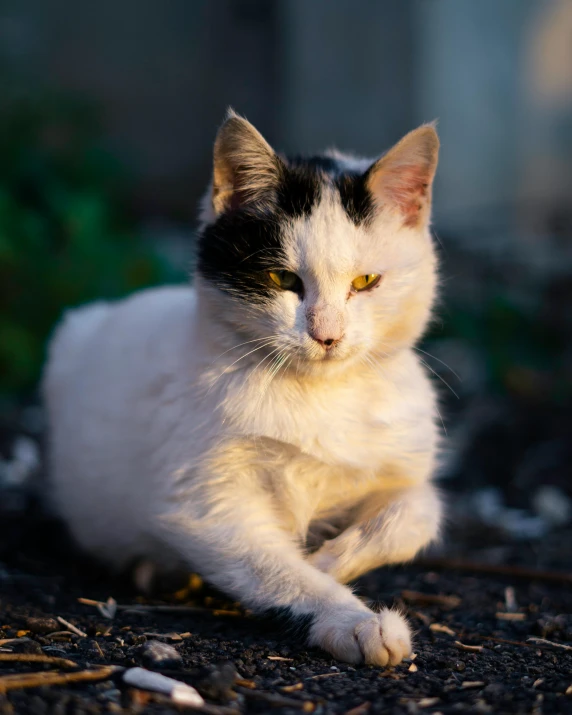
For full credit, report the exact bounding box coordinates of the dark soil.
[1,511,572,715]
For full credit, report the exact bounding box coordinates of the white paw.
[309,608,412,666]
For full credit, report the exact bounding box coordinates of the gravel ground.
[1,511,572,715]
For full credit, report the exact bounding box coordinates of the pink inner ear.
[378,163,430,228]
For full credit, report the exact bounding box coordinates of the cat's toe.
[355,609,411,666]
[309,607,411,666]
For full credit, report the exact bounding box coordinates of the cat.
[43,110,442,666]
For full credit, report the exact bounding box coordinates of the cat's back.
[43,285,199,562]
[45,285,196,392]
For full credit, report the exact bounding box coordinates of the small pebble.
[5,637,43,655]
[26,617,60,635]
[140,640,182,669]
[196,661,237,700]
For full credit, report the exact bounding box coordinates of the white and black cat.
[44,110,442,666]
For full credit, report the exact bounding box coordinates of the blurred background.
[1,0,571,568]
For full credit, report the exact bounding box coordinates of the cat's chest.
[222,367,421,470]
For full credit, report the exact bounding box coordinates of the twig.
[306,672,345,680]
[79,600,246,618]
[527,637,572,652]
[463,634,535,649]
[56,617,87,638]
[235,678,256,689]
[430,623,456,636]
[455,641,483,653]
[0,666,118,693]
[496,612,526,621]
[236,686,314,710]
[418,559,572,585]
[0,654,78,669]
[267,656,293,661]
[77,598,102,607]
[417,698,440,708]
[344,703,371,715]
[401,591,461,609]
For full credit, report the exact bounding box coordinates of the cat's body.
[44,111,442,665]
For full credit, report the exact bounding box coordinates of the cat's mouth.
[300,343,354,365]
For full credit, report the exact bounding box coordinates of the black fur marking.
[197,159,322,299]
[276,162,322,219]
[197,207,287,302]
[288,154,341,176]
[336,171,375,227]
[289,154,376,226]
[261,606,314,643]
[197,154,376,298]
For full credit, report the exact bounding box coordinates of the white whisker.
[212,335,282,362]
[417,358,459,400]
[207,339,278,394]
[413,346,461,381]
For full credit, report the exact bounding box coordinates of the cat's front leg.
[155,453,412,666]
[308,483,441,583]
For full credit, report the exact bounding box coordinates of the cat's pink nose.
[306,305,344,350]
[308,330,343,350]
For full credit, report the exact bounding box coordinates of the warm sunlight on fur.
[44,111,441,666]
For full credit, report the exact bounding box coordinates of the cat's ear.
[212,109,282,215]
[366,124,439,228]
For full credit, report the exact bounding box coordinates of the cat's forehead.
[280,154,380,276]
[284,188,369,276]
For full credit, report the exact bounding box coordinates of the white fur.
[44,137,441,666]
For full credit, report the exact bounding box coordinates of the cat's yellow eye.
[268,270,301,292]
[351,274,381,292]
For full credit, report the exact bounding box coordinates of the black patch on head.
[276,161,322,219]
[336,171,375,227]
[288,154,341,176]
[197,153,376,299]
[288,154,375,226]
[197,207,287,302]
[197,158,323,300]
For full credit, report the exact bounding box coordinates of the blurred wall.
[0,0,570,230]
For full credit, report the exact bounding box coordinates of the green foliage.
[425,270,571,403]
[0,95,184,395]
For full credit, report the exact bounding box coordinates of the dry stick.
[527,637,572,652]
[344,704,371,715]
[56,616,87,638]
[401,591,461,609]
[267,656,293,662]
[455,641,484,653]
[0,654,78,669]
[418,558,572,585]
[496,612,526,621]
[192,705,241,715]
[430,623,456,636]
[79,599,245,618]
[462,634,536,649]
[236,686,313,710]
[0,666,118,694]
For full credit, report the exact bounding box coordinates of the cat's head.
[196,110,439,374]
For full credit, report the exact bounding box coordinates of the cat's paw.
[309,608,411,666]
